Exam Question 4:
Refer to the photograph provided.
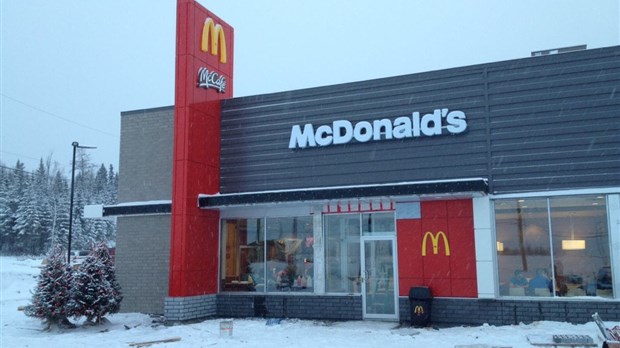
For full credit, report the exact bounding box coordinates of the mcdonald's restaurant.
[89,1,620,326]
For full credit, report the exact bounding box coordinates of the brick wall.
[216,294,363,321]
[118,106,173,202]
[399,297,620,326]
[116,215,171,314]
[116,107,174,315]
[164,295,217,321]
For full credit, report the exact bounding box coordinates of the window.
[220,218,265,292]
[220,216,313,293]
[495,195,612,298]
[325,214,361,293]
[266,217,314,292]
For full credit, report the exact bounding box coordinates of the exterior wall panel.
[487,48,620,194]
[118,106,174,202]
[220,46,620,194]
[220,70,488,193]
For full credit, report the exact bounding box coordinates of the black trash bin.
[409,286,432,327]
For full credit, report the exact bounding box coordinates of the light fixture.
[562,213,585,250]
[496,241,504,252]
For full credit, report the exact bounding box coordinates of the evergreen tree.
[25,246,74,329]
[67,242,122,324]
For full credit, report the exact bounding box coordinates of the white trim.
[490,187,620,199]
[607,195,620,299]
[473,196,496,298]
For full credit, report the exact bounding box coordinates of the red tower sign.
[170,0,233,297]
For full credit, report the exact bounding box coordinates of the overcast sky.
[1,0,619,173]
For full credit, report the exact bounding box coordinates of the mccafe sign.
[288,109,467,149]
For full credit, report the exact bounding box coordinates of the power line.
[1,93,119,138]
[0,164,34,175]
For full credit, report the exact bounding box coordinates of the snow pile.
[1,256,618,348]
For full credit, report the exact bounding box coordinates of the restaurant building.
[94,0,620,326]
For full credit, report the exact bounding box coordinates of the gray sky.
[1,0,619,172]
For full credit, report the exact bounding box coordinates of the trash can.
[409,286,432,327]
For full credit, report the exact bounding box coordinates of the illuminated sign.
[197,67,226,93]
[197,17,228,93]
[421,231,451,256]
[200,18,227,63]
[288,109,467,149]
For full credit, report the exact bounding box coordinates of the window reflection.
[220,216,313,293]
[495,195,612,298]
[325,215,361,293]
[266,217,314,292]
[220,218,265,292]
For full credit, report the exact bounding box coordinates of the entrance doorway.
[361,236,398,320]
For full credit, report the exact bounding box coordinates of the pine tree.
[25,246,74,329]
[66,242,122,324]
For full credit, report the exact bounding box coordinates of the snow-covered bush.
[66,242,122,324]
[24,246,74,329]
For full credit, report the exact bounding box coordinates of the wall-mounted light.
[496,241,504,252]
[562,213,585,250]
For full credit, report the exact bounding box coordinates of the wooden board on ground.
[527,335,596,347]
[128,337,182,347]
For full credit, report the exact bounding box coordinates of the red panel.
[169,0,233,297]
[447,199,473,217]
[448,216,476,279]
[396,219,422,279]
[422,201,447,218]
[398,277,424,296]
[424,277,451,297]
[451,278,477,297]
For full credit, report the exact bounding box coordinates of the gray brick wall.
[217,294,363,321]
[164,295,217,321]
[399,297,620,326]
[118,106,173,203]
[116,106,174,315]
[116,215,170,314]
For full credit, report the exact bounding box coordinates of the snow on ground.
[1,256,617,348]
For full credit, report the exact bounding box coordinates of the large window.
[220,216,313,293]
[495,195,612,298]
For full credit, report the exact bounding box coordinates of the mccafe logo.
[288,109,467,149]
[197,67,226,93]
[196,17,227,93]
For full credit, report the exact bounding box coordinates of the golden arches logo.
[422,231,450,256]
[414,305,425,315]
[201,18,227,63]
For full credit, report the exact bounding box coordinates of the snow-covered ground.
[1,256,617,348]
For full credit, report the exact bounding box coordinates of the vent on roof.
[531,44,587,57]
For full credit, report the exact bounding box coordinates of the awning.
[198,178,488,208]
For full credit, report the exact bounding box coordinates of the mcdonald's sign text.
[421,231,450,256]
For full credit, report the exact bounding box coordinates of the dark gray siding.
[487,49,620,193]
[220,46,620,194]
[220,69,488,193]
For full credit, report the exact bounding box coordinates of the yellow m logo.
[201,18,227,63]
[414,305,425,315]
[422,231,450,256]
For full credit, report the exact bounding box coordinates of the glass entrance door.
[361,237,398,320]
